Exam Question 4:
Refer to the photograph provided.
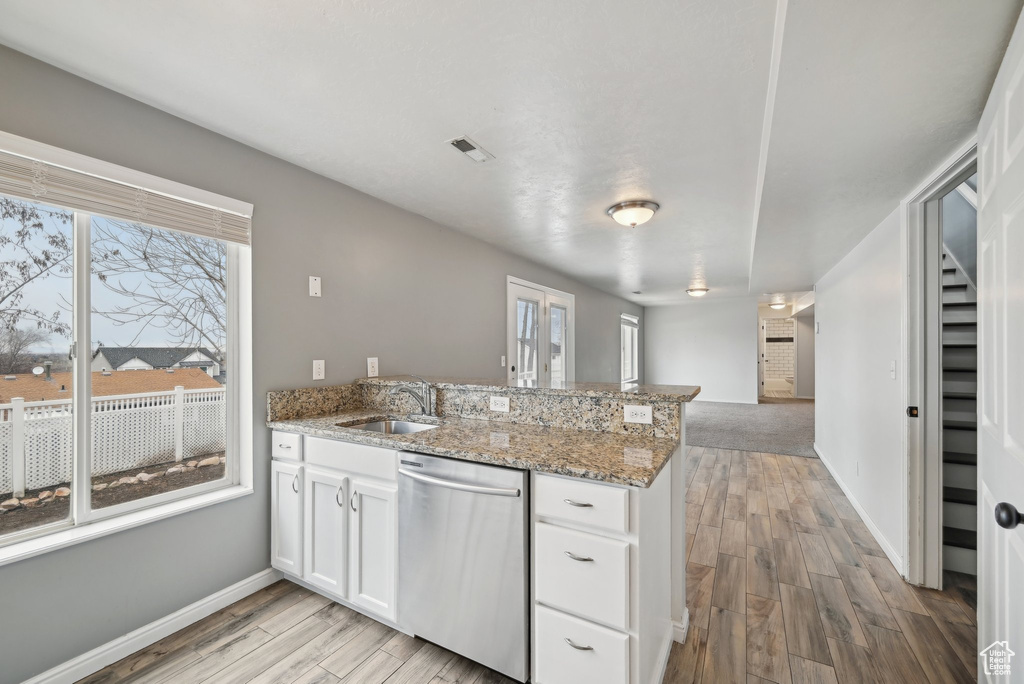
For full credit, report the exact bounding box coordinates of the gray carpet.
[685,399,816,458]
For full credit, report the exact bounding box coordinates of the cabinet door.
[304,466,348,597]
[349,478,397,620]
[271,460,303,576]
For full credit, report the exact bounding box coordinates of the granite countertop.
[268,409,679,488]
[358,376,701,403]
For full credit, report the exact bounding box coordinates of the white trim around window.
[621,313,640,384]
[0,132,254,564]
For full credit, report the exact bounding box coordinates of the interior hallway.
[664,446,976,683]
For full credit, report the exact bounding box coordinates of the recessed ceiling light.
[606,200,659,227]
[770,302,786,309]
[686,287,709,297]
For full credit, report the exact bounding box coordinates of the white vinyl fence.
[0,386,225,496]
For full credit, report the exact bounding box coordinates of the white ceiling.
[0,0,1018,304]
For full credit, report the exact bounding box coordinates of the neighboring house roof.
[92,346,219,370]
[0,368,222,403]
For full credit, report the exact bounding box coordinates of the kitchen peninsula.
[267,376,699,684]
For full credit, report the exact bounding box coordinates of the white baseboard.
[24,568,281,684]
[814,443,905,575]
[672,608,689,643]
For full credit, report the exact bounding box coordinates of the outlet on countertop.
[489,396,510,413]
[367,357,379,378]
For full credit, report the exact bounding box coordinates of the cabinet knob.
[995,502,1022,530]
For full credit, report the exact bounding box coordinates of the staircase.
[941,250,977,575]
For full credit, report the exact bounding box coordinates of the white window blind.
[0,134,251,245]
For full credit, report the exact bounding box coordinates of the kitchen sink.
[345,419,438,434]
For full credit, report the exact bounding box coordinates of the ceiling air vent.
[447,136,494,163]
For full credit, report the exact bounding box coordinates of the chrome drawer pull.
[564,551,594,562]
[563,498,593,507]
[291,474,299,493]
[564,637,593,651]
[278,443,292,449]
[336,485,345,507]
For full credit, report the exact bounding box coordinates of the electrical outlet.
[500,355,506,368]
[309,276,322,297]
[489,396,510,412]
[624,405,653,424]
[313,359,325,380]
[367,357,379,378]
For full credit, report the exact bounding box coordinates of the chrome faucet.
[388,375,436,416]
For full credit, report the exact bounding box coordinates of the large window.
[621,314,639,384]
[0,132,252,550]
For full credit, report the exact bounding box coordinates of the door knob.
[995,502,1022,530]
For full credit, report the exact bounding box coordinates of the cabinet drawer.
[535,522,629,630]
[272,431,302,462]
[534,474,629,533]
[534,605,628,684]
[305,437,397,481]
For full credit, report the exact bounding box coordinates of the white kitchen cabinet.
[303,466,349,597]
[271,460,303,576]
[349,478,397,621]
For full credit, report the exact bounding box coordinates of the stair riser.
[943,397,977,414]
[943,289,977,305]
[943,270,969,286]
[943,545,977,575]
[943,371,977,395]
[942,328,977,345]
[943,462,977,490]
[943,501,978,531]
[943,347,977,370]
[944,429,978,454]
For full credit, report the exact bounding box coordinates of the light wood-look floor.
[664,446,978,684]
[80,446,978,684]
[762,390,795,399]
[78,581,517,684]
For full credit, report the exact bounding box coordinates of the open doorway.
[906,148,978,589]
[757,293,815,402]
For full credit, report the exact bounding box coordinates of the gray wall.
[0,45,642,682]
[941,182,977,285]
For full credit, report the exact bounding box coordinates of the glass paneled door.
[506,279,574,387]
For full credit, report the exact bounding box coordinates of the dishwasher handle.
[399,468,521,498]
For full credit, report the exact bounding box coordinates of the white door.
[977,19,1024,679]
[303,466,348,597]
[349,478,397,620]
[270,460,303,576]
[507,278,575,386]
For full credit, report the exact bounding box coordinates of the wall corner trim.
[813,443,906,577]
[23,568,280,684]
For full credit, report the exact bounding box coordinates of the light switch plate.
[489,396,510,412]
[624,405,653,424]
[313,359,325,380]
[367,357,379,378]
[500,355,506,368]
[309,276,322,297]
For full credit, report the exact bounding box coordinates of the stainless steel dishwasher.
[398,452,529,682]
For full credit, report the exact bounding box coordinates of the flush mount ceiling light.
[606,200,659,227]
[686,287,709,297]
[769,294,787,310]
